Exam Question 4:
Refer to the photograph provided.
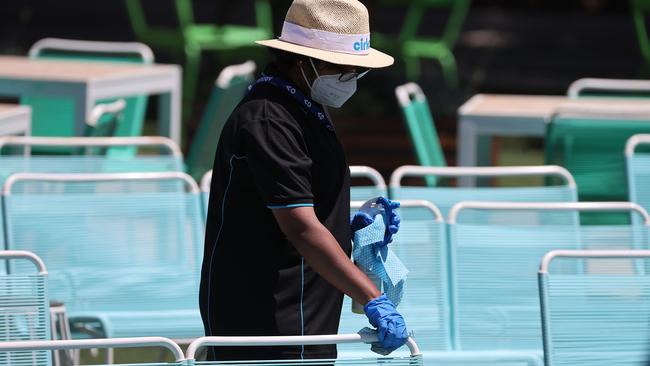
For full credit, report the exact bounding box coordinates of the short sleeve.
[242,117,314,209]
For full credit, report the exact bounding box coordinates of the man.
[199,0,408,361]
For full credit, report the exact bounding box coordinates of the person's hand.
[376,197,400,245]
[350,197,400,245]
[364,294,409,355]
[350,210,375,234]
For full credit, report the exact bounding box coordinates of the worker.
[199,0,407,361]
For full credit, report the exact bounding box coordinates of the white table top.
[460,94,650,118]
[0,103,30,118]
[0,55,179,83]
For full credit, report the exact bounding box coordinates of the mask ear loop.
[309,58,321,78]
[298,58,318,92]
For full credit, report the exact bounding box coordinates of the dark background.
[0,0,646,176]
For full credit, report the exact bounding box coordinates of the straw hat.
[256,0,394,69]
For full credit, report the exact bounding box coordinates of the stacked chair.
[395,83,446,188]
[539,250,650,365]
[185,60,257,181]
[337,157,650,365]
[545,103,650,204]
[0,251,50,366]
[3,172,205,341]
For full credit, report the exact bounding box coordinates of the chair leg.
[403,54,421,81]
[438,49,459,88]
[183,45,201,121]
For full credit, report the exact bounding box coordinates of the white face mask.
[300,58,357,108]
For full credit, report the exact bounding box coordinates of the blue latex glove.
[350,197,401,245]
[364,294,409,355]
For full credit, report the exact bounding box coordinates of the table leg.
[75,88,90,137]
[159,86,182,147]
[457,117,478,186]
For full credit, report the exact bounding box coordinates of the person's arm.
[272,206,381,305]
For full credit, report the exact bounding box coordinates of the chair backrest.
[626,134,650,220]
[397,0,471,47]
[390,165,577,218]
[0,336,184,366]
[545,104,650,202]
[349,166,388,202]
[186,61,256,181]
[539,250,650,366]
[567,78,650,98]
[0,251,50,366]
[25,38,152,155]
[3,173,204,322]
[448,201,650,352]
[395,84,446,185]
[126,0,273,36]
[186,333,423,365]
[340,200,449,355]
[0,137,183,187]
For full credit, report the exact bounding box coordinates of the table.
[0,56,181,145]
[0,104,31,136]
[457,94,650,185]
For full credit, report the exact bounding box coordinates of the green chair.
[124,0,272,120]
[26,38,152,157]
[395,82,446,186]
[631,0,650,74]
[186,60,256,181]
[376,0,470,85]
[545,105,650,205]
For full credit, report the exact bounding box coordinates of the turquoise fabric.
[393,186,577,219]
[4,178,205,339]
[351,186,388,202]
[449,207,648,354]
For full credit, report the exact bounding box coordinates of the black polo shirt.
[199,65,351,361]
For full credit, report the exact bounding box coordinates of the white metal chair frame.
[395,82,427,108]
[214,60,256,89]
[3,171,199,196]
[186,333,423,361]
[0,136,183,158]
[567,78,650,99]
[390,165,577,189]
[448,201,650,225]
[29,38,154,64]
[0,336,184,363]
[350,165,387,190]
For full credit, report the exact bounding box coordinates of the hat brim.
[256,39,394,69]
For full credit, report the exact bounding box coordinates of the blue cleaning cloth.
[352,213,408,305]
